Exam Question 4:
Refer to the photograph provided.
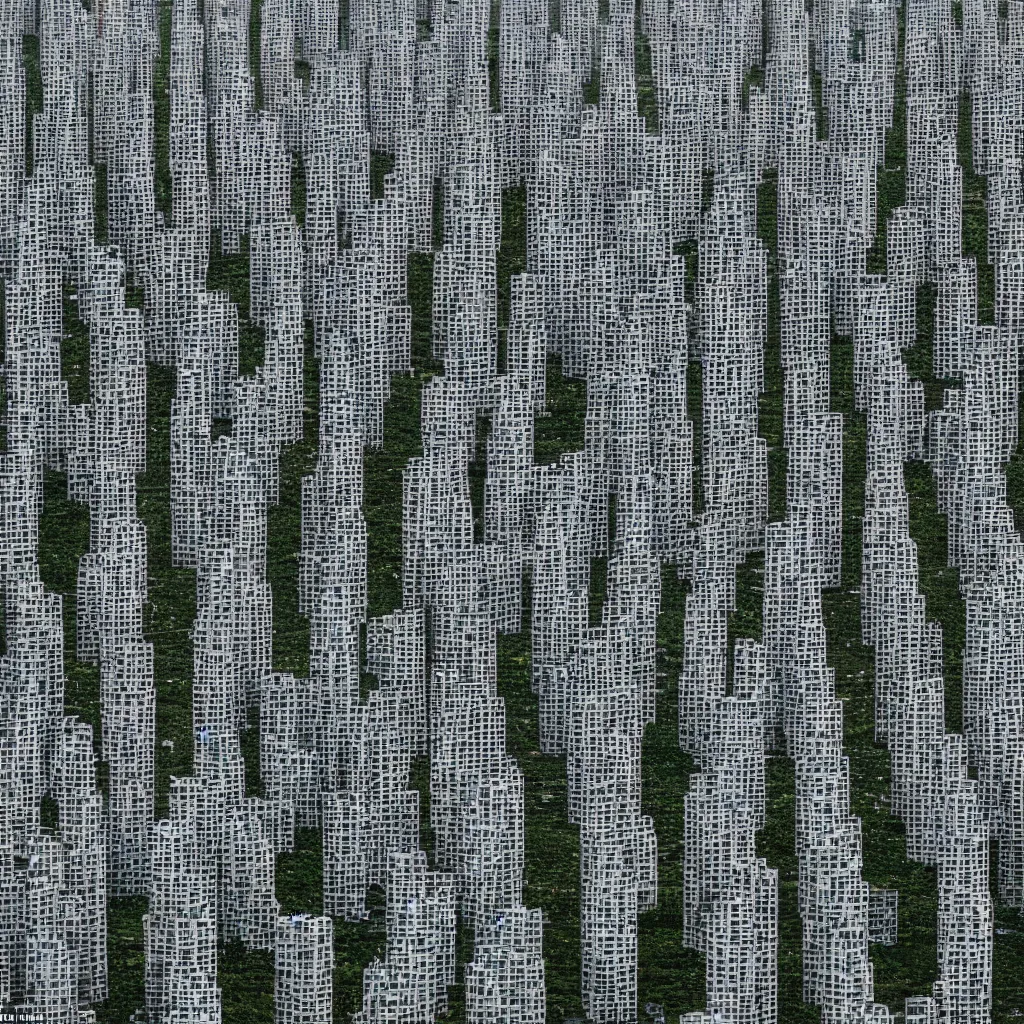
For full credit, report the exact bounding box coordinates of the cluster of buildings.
[0,0,1020,1020]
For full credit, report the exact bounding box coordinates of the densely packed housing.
[0,0,1022,1020]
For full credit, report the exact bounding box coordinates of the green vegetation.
[488,1,500,112]
[959,93,995,324]
[867,0,907,276]
[153,1,172,222]
[22,33,41,177]
[635,14,660,134]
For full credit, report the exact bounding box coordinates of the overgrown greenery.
[18,0,1024,1021]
